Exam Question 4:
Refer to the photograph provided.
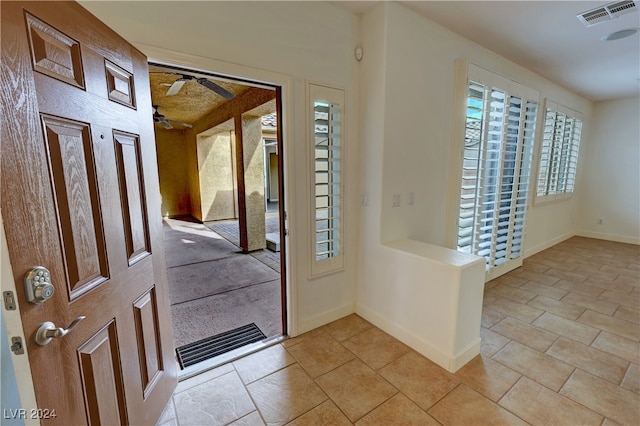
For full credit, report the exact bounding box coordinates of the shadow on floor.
[163,217,283,350]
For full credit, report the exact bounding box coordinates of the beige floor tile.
[342,326,410,370]
[527,294,586,320]
[586,277,635,294]
[174,371,256,426]
[356,393,439,426]
[537,258,579,272]
[516,269,561,286]
[560,291,619,316]
[591,331,640,364]
[246,364,327,426]
[600,289,640,309]
[454,355,521,402]
[228,411,265,426]
[499,377,603,425]
[490,273,528,287]
[490,316,558,352]
[578,310,640,341]
[519,261,550,274]
[615,305,640,325]
[554,279,605,298]
[533,312,600,345]
[286,330,355,378]
[233,343,296,384]
[480,327,510,357]
[544,267,589,283]
[621,363,640,394]
[614,273,640,286]
[481,308,506,328]
[316,359,397,422]
[281,327,325,349]
[519,280,568,300]
[174,362,235,394]
[483,294,545,323]
[573,266,618,282]
[157,398,176,425]
[493,341,575,392]
[428,384,527,426]
[601,264,640,278]
[287,400,352,426]
[546,337,629,384]
[378,351,459,410]
[486,285,537,303]
[560,369,640,425]
[322,314,373,342]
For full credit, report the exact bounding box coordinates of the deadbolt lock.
[24,266,55,304]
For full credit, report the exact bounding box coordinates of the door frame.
[2,46,297,412]
[149,58,291,353]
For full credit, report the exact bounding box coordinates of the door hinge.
[10,337,24,355]
[3,291,16,310]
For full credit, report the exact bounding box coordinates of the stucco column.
[235,115,265,252]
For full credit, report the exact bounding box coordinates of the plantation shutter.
[535,101,583,203]
[456,65,539,281]
[309,84,345,277]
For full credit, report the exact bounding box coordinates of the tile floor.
[157,237,639,425]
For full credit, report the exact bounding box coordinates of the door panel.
[1,2,177,424]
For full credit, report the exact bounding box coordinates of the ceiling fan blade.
[160,119,173,129]
[167,119,193,128]
[197,78,235,99]
[166,79,187,96]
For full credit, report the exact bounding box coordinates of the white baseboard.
[576,230,640,246]
[525,231,639,259]
[449,338,481,372]
[355,304,478,372]
[295,302,355,336]
[524,232,575,258]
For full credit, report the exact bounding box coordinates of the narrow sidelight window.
[309,84,344,276]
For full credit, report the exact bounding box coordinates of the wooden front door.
[1,2,177,424]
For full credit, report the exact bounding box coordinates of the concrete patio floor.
[162,216,284,351]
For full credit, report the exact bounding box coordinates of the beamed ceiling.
[149,64,274,130]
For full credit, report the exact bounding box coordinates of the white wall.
[80,1,361,334]
[578,96,640,244]
[359,2,594,255]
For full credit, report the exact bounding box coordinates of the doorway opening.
[148,63,287,376]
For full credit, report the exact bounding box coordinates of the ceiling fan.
[152,105,192,130]
[164,74,235,99]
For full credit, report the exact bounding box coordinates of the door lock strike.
[3,291,16,310]
[10,337,24,355]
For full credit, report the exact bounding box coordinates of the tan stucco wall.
[197,130,236,221]
[155,127,190,218]
[241,116,266,251]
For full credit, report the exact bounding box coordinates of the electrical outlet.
[597,218,604,225]
[408,192,415,205]
[392,193,401,207]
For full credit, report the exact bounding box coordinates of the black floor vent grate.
[176,323,266,369]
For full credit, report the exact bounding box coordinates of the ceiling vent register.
[577,0,638,26]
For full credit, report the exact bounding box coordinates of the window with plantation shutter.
[535,100,583,204]
[456,64,539,280]
[309,84,344,277]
